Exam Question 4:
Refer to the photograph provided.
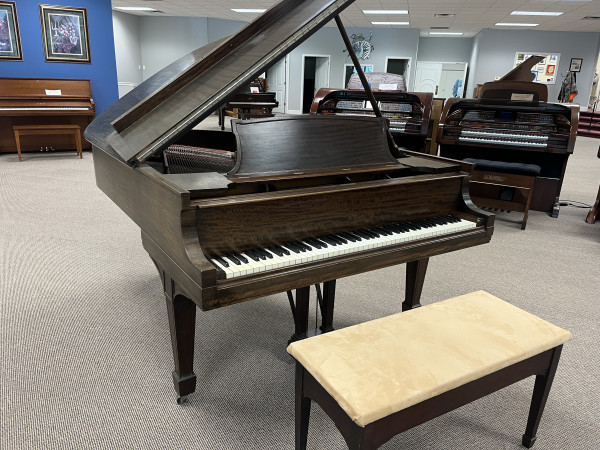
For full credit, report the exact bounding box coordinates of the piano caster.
[176,396,188,405]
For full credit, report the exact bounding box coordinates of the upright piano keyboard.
[85,0,494,401]
[0,77,95,154]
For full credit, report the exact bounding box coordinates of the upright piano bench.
[287,290,571,450]
[13,124,83,162]
[463,158,541,230]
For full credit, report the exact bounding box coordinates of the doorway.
[301,55,330,113]
[385,57,411,89]
[415,62,468,98]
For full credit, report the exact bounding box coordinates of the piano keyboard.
[209,215,476,279]
[459,134,547,148]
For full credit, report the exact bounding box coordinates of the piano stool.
[287,290,571,450]
[13,124,83,162]
[463,158,542,230]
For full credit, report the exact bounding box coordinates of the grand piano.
[0,77,95,154]
[85,0,494,402]
[437,56,579,217]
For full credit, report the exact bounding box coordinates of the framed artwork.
[0,1,22,60]
[514,52,560,85]
[569,58,582,73]
[39,4,90,63]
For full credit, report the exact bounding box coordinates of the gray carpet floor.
[1,128,599,449]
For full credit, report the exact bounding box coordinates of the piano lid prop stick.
[334,16,382,119]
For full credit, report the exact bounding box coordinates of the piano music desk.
[13,124,83,161]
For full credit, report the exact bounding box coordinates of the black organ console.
[0,77,95,154]
[85,0,494,401]
[438,56,579,217]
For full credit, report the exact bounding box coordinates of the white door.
[268,56,287,113]
[415,62,442,94]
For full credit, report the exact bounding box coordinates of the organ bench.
[288,291,571,450]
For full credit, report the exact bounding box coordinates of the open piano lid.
[84,0,356,166]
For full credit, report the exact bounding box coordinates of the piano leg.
[165,284,197,402]
[403,258,429,311]
[288,286,311,343]
[317,280,336,333]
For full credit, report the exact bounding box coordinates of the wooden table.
[13,124,83,161]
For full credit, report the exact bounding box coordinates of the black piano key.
[267,246,285,257]
[320,236,340,246]
[339,232,360,242]
[225,254,242,265]
[246,250,262,262]
[214,256,230,268]
[232,252,249,264]
[284,243,302,254]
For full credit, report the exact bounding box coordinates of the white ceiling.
[111,0,600,38]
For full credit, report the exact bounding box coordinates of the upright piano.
[85,0,494,401]
[311,88,433,152]
[437,56,579,217]
[0,78,95,154]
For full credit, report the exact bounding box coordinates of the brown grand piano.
[437,56,579,217]
[0,77,95,154]
[311,88,433,152]
[85,0,494,402]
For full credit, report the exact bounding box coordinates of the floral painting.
[0,1,22,60]
[39,5,90,63]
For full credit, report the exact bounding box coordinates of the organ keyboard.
[0,77,95,153]
[438,58,578,217]
[85,0,494,401]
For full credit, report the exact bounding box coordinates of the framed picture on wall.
[0,1,23,60]
[39,4,90,63]
[569,58,582,73]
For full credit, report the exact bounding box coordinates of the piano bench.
[287,290,571,450]
[464,158,542,230]
[13,125,83,162]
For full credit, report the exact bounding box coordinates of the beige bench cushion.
[287,290,572,427]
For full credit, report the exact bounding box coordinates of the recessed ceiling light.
[114,7,158,11]
[371,22,410,26]
[231,9,266,13]
[363,10,408,15]
[495,23,539,27]
[511,11,563,16]
[429,32,463,35]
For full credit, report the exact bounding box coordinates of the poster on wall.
[39,4,90,63]
[514,52,560,85]
[0,1,22,60]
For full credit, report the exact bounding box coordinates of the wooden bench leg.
[75,129,83,158]
[295,364,312,450]
[14,131,22,162]
[522,346,563,448]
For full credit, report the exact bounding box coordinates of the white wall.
[112,11,143,96]
[417,37,473,63]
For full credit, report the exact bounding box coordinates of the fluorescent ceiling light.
[511,11,563,16]
[363,10,408,15]
[430,32,464,35]
[114,7,158,11]
[231,9,266,13]
[495,23,539,27]
[371,22,409,25]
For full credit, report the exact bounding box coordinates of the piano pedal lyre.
[287,280,336,344]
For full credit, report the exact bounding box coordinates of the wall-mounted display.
[0,1,22,60]
[39,4,90,63]
[514,52,560,85]
[569,58,582,73]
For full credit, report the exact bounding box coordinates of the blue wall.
[0,0,118,114]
